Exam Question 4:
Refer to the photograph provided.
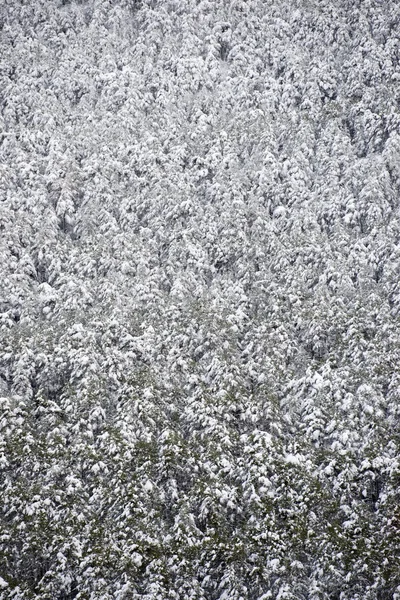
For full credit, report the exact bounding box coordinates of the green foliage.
[1,0,400,597]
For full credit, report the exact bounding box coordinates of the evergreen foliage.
[1,0,400,597]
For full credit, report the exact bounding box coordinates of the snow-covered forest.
[1,0,400,598]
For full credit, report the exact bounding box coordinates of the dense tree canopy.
[1,0,400,598]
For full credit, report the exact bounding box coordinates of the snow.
[0,0,398,596]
